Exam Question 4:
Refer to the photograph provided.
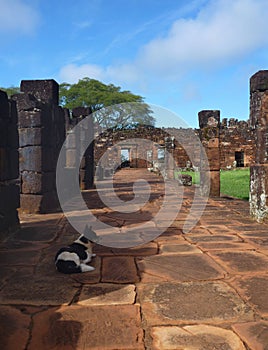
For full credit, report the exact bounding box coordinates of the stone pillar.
[72,107,94,190]
[249,70,268,221]
[13,79,65,213]
[198,110,221,197]
[0,91,20,239]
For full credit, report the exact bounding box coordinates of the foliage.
[0,86,20,97]
[59,77,155,129]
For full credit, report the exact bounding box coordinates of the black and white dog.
[55,228,98,274]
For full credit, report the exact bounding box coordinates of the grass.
[175,168,250,200]
[220,168,250,200]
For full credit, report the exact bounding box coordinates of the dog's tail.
[55,260,82,274]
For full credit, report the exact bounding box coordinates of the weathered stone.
[21,171,55,194]
[17,109,45,128]
[159,243,202,254]
[232,321,268,350]
[19,128,43,146]
[250,164,268,221]
[78,283,136,306]
[231,274,268,316]
[0,306,30,350]
[12,92,42,111]
[21,79,59,105]
[208,251,268,274]
[137,281,253,325]
[138,254,225,282]
[198,110,220,129]
[250,70,268,92]
[0,273,79,306]
[28,305,144,350]
[20,191,60,213]
[151,325,246,350]
[72,106,91,117]
[102,256,140,283]
[0,248,41,266]
[178,174,192,186]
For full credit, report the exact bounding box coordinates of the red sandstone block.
[17,110,44,128]
[19,128,42,147]
[20,191,60,214]
[250,70,268,92]
[21,171,55,194]
[21,79,59,105]
[19,146,54,172]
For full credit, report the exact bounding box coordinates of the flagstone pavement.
[1,168,268,349]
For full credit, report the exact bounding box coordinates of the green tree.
[0,86,20,97]
[59,78,155,129]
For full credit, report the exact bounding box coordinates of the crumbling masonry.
[0,71,267,239]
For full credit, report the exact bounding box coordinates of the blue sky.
[1,0,268,128]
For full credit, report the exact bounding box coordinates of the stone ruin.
[0,71,267,239]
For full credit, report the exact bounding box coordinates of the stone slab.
[232,321,268,350]
[0,272,79,306]
[101,256,139,283]
[0,248,41,266]
[78,283,135,306]
[137,254,225,283]
[151,325,246,350]
[230,274,268,316]
[137,281,253,325]
[159,243,202,254]
[208,251,268,274]
[93,241,158,256]
[196,242,255,251]
[11,222,58,242]
[0,306,30,350]
[186,234,241,243]
[28,305,144,350]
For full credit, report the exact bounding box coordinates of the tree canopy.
[59,78,155,129]
[1,78,155,129]
[0,86,20,97]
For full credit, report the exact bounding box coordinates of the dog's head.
[75,234,92,248]
[83,225,100,243]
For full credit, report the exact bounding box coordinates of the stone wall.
[0,90,20,239]
[94,122,255,171]
[220,118,256,168]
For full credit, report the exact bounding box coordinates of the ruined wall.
[94,121,255,171]
[0,90,20,239]
[220,118,256,168]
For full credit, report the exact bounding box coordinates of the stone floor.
[1,168,268,349]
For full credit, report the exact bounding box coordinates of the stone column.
[72,107,94,190]
[249,70,268,221]
[13,79,65,213]
[198,110,221,197]
[0,91,20,239]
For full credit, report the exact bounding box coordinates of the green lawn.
[220,168,250,200]
[175,168,250,200]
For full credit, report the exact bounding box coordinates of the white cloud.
[0,0,39,35]
[59,63,106,83]
[58,0,268,84]
[139,0,268,73]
